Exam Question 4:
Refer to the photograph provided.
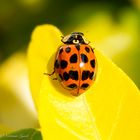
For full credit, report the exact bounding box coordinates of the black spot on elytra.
[82,71,90,80]
[91,48,94,53]
[89,71,94,80]
[65,47,71,53]
[81,83,89,89]
[54,59,59,68]
[85,46,90,53]
[60,60,68,69]
[70,53,77,63]
[69,70,78,80]
[75,44,80,51]
[59,74,63,80]
[63,72,69,81]
[59,48,63,54]
[67,84,77,89]
[81,54,88,63]
[90,59,95,68]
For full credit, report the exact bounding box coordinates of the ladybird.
[47,32,97,96]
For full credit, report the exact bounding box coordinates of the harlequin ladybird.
[47,32,97,96]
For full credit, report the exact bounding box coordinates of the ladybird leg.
[53,77,58,80]
[61,36,64,43]
[44,70,55,76]
[61,35,64,38]
[44,71,58,80]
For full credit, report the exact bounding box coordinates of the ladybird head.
[61,32,89,45]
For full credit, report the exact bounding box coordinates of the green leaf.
[0,128,42,140]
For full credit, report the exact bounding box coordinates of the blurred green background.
[0,0,140,88]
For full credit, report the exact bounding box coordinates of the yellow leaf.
[27,24,140,140]
[28,24,62,107]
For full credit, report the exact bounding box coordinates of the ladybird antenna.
[85,30,89,33]
[71,31,84,36]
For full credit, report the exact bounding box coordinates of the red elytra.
[47,32,97,96]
